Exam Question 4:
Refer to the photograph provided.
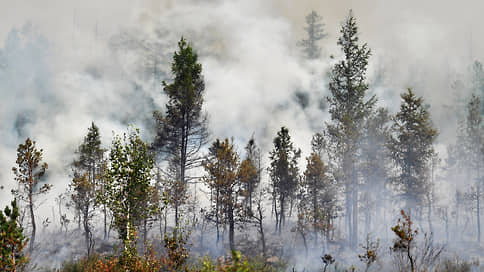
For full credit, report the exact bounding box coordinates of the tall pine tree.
[325,10,375,247]
[388,89,437,213]
[70,122,105,255]
[153,37,209,228]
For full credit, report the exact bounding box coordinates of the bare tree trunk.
[29,190,36,253]
[143,219,148,253]
[216,190,220,247]
[258,205,266,258]
[352,166,358,248]
[103,204,107,240]
[228,206,235,251]
[279,196,285,234]
[83,206,92,256]
[346,186,352,246]
[274,197,279,233]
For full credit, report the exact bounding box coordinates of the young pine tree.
[302,151,335,249]
[69,122,105,255]
[12,138,51,253]
[0,199,29,272]
[203,138,240,251]
[238,136,261,215]
[269,127,301,234]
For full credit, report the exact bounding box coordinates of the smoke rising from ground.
[0,0,483,268]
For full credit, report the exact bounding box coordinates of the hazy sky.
[1,0,482,208]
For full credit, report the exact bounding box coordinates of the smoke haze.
[0,1,483,267]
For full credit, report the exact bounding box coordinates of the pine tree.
[462,94,484,242]
[298,10,327,59]
[105,127,156,253]
[302,151,336,250]
[269,127,301,234]
[153,37,209,228]
[238,137,261,214]
[388,89,437,211]
[0,199,29,272]
[325,10,375,247]
[12,138,51,253]
[69,122,105,255]
[203,138,240,251]
[68,173,96,256]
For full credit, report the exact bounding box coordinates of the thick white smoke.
[0,1,483,268]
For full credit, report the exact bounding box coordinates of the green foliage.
[11,138,50,195]
[12,137,51,252]
[327,10,375,130]
[0,199,29,271]
[199,251,277,272]
[302,152,335,235]
[161,227,191,271]
[325,10,375,247]
[153,36,209,228]
[358,234,380,272]
[73,122,104,173]
[268,127,301,234]
[238,137,261,215]
[55,251,282,272]
[203,138,240,250]
[152,36,208,179]
[105,127,156,247]
[388,89,437,207]
[69,123,104,256]
[57,251,162,272]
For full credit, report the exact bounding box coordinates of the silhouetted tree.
[269,127,301,234]
[298,10,327,59]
